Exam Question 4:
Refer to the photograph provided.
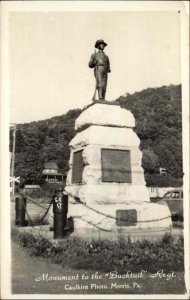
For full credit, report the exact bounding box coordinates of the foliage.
[11,109,81,185]
[12,228,184,273]
[145,174,183,187]
[23,182,65,201]
[142,149,160,174]
[10,85,182,185]
[116,84,182,179]
[26,216,49,226]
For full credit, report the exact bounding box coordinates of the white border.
[1,1,189,299]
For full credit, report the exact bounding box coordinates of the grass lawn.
[11,200,187,296]
[12,239,186,295]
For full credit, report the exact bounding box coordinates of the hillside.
[10,84,182,187]
[116,84,182,179]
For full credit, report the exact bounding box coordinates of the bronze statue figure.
[89,39,111,100]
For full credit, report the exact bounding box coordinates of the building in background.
[42,161,64,183]
[148,186,182,200]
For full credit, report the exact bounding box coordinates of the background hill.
[10,84,182,187]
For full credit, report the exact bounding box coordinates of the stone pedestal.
[64,101,172,239]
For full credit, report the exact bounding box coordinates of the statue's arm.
[88,53,96,68]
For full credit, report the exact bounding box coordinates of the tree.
[142,149,160,174]
[12,85,182,185]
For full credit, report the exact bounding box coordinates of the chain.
[21,196,53,226]
[73,216,176,234]
[26,195,50,210]
[20,195,183,227]
[74,216,112,232]
[21,197,34,225]
[35,199,53,223]
[78,201,183,224]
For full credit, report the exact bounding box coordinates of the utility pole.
[10,124,16,196]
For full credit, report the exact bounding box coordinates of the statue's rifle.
[92,49,98,101]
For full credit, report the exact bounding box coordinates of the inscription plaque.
[101,149,132,182]
[116,209,137,226]
[72,150,84,183]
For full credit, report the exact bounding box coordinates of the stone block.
[75,103,135,130]
[70,126,140,149]
[65,184,150,205]
[65,200,172,230]
[64,102,172,238]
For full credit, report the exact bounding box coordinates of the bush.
[145,174,183,187]
[24,188,42,199]
[21,182,65,202]
[11,229,184,273]
[40,182,65,198]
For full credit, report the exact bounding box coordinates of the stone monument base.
[67,199,170,228]
[65,199,172,242]
[48,199,172,241]
[61,101,173,241]
[69,225,173,243]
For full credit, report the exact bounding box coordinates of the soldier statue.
[89,39,111,100]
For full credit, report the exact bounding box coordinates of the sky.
[9,10,181,124]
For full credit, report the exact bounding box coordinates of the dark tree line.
[10,109,81,185]
[10,84,182,186]
[116,84,182,180]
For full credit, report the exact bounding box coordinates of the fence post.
[53,189,68,239]
[15,196,26,226]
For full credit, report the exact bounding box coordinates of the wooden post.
[11,124,16,196]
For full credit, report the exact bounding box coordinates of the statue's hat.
[95,39,107,48]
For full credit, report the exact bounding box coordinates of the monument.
[50,40,172,240]
[65,100,172,240]
[88,39,111,100]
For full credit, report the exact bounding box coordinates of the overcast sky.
[9,10,181,124]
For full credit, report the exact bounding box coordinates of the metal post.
[53,189,68,239]
[15,196,26,226]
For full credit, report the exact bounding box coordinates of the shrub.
[40,182,65,198]
[19,182,65,202]
[145,174,183,187]
[11,229,184,273]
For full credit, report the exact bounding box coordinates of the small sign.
[10,176,20,183]
[116,209,137,226]
[54,196,62,210]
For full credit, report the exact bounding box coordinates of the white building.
[148,186,182,199]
